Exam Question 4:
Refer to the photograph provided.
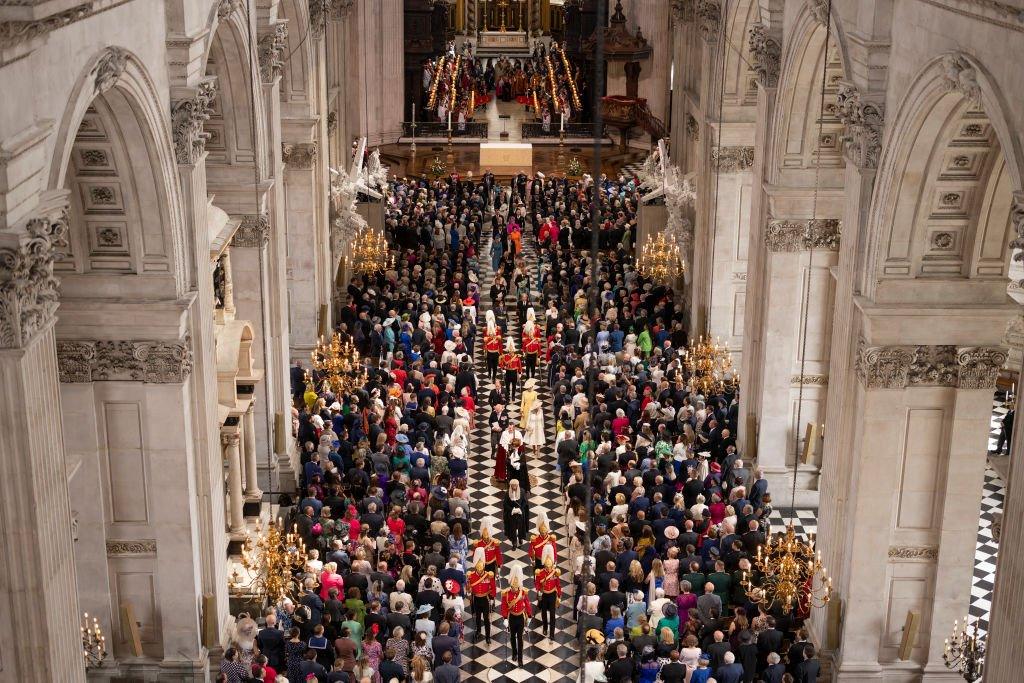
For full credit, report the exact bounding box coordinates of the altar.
[479,142,533,173]
[478,31,529,51]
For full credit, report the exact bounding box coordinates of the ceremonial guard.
[474,524,503,574]
[528,511,558,569]
[506,435,528,492]
[483,310,503,381]
[467,547,496,643]
[534,544,562,640]
[495,421,522,484]
[500,563,532,666]
[522,308,542,379]
[499,336,523,402]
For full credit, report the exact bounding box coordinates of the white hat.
[523,378,538,389]
[444,340,457,352]
[507,561,525,587]
[536,510,550,535]
[505,336,516,352]
[472,547,486,566]
[526,307,536,322]
[542,543,555,566]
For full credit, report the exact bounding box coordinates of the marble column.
[830,342,1006,680]
[243,404,261,500]
[0,244,85,683]
[223,432,245,534]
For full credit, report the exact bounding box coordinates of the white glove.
[504,619,509,630]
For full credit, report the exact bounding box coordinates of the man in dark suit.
[748,467,768,509]
[788,629,811,674]
[385,601,412,636]
[432,622,461,666]
[300,579,324,627]
[705,630,731,669]
[607,644,634,683]
[597,578,626,621]
[795,644,820,682]
[763,652,786,683]
[660,650,687,683]
[715,651,745,683]
[256,612,285,670]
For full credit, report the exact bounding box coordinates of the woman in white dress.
[521,378,546,457]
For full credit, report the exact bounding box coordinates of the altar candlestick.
[560,112,565,132]
[448,110,452,131]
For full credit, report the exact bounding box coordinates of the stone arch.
[279,0,317,112]
[863,53,1024,306]
[721,0,760,108]
[768,8,847,184]
[204,9,270,185]
[47,47,188,300]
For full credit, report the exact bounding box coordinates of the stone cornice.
[57,337,194,383]
[835,83,884,169]
[171,78,216,166]
[0,207,69,349]
[231,214,271,248]
[747,23,781,88]
[282,142,318,169]
[0,2,91,47]
[855,338,1007,389]
[764,219,841,252]
[711,146,755,173]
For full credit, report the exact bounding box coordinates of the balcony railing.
[521,122,606,139]
[402,121,489,139]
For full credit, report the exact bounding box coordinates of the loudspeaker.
[318,304,330,338]
[201,593,218,648]
[746,414,758,458]
[120,602,144,656]
[899,610,920,661]
[803,422,818,464]
[275,412,288,455]
[826,597,843,650]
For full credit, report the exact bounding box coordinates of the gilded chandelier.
[349,225,393,275]
[229,518,310,605]
[943,616,985,682]
[637,232,685,283]
[682,334,737,395]
[312,332,367,395]
[81,612,107,669]
[741,525,832,614]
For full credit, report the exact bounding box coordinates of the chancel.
[1,1,1023,682]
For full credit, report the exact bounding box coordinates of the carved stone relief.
[57,337,194,383]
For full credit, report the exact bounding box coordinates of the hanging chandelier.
[943,617,985,682]
[682,333,737,395]
[349,225,392,276]
[311,332,367,395]
[81,612,107,669]
[741,525,832,614]
[637,232,685,283]
[229,518,310,605]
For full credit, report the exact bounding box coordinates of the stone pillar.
[830,342,1005,680]
[223,432,245,534]
[0,204,85,682]
[243,404,261,500]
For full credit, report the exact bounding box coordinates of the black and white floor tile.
[460,228,578,683]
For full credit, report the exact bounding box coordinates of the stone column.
[0,206,85,683]
[243,404,261,500]
[223,432,245,534]
[830,342,1005,680]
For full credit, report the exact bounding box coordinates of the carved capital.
[106,539,157,555]
[747,23,781,88]
[711,146,755,173]
[696,0,721,42]
[56,337,194,383]
[856,339,914,389]
[231,214,271,248]
[835,83,884,169]
[940,53,983,105]
[93,47,129,94]
[282,142,318,169]
[258,23,288,83]
[308,0,330,39]
[171,78,217,165]
[807,0,830,25]
[957,346,1008,389]
[887,545,938,561]
[329,0,356,20]
[764,219,841,252]
[222,432,241,447]
[0,208,70,349]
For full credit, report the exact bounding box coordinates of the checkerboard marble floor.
[460,230,578,683]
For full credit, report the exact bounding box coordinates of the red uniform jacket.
[534,567,562,598]
[475,538,503,567]
[523,332,542,355]
[499,352,523,372]
[467,569,497,598]
[528,533,558,562]
[484,332,503,353]
[500,587,533,618]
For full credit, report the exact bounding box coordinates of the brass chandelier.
[741,525,832,614]
[229,518,310,605]
[349,225,393,276]
[943,616,985,682]
[637,232,685,283]
[311,332,367,395]
[81,612,107,670]
[682,334,737,395]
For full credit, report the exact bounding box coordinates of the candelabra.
[553,42,581,110]
[312,331,367,395]
[637,232,685,284]
[943,617,985,682]
[427,55,445,110]
[741,525,832,615]
[81,612,107,669]
[682,333,738,397]
[229,518,310,606]
[349,225,393,276]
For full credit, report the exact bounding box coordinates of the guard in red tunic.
[467,547,496,643]
[500,563,532,666]
[522,308,542,380]
[483,310,503,381]
[499,336,523,402]
[474,524,503,574]
[528,511,558,569]
[534,544,562,640]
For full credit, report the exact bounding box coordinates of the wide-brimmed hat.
[523,378,538,390]
[665,525,679,540]
[444,579,461,595]
[416,604,432,615]
[586,629,605,644]
[396,434,409,444]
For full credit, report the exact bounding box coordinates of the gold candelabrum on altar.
[229,518,310,606]
[741,525,833,615]
[311,332,368,396]
[682,334,737,396]
[637,232,684,284]
[81,612,107,670]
